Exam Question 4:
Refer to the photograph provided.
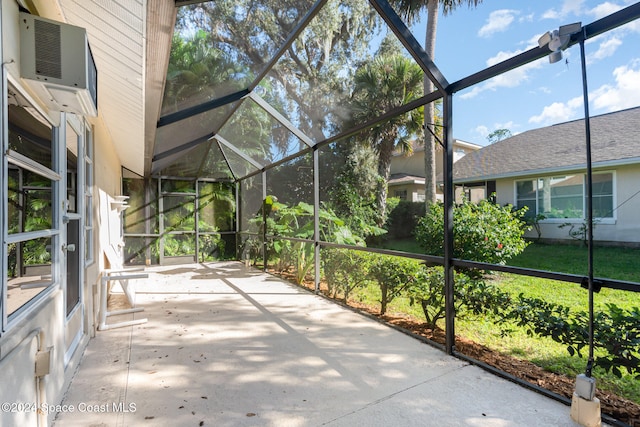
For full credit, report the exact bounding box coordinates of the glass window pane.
[8,91,53,170]
[8,168,20,234]
[7,237,53,317]
[592,172,614,219]
[516,180,536,216]
[8,169,53,234]
[539,176,583,219]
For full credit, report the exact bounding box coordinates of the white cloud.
[473,121,517,141]
[588,2,623,19]
[459,50,544,100]
[529,96,583,125]
[519,13,535,24]
[528,60,640,126]
[586,36,622,64]
[478,10,518,38]
[460,86,484,100]
[474,125,490,138]
[542,0,586,20]
[526,34,545,50]
[586,2,640,33]
[591,62,640,111]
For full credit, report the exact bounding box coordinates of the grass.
[377,237,422,254]
[510,241,640,283]
[374,239,640,403]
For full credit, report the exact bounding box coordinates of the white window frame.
[84,123,95,266]
[515,171,616,224]
[2,78,61,333]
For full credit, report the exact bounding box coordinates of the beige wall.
[389,183,425,202]
[391,148,430,177]
[1,1,127,425]
[390,141,480,182]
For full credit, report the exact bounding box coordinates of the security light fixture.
[548,50,563,64]
[538,22,581,63]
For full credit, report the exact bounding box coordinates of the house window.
[516,172,614,219]
[394,190,408,200]
[4,83,60,325]
[592,173,614,218]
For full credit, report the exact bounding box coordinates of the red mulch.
[269,269,640,426]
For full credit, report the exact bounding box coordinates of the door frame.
[62,115,85,366]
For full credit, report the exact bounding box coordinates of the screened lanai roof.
[44,1,640,179]
[151,0,447,180]
[148,0,640,181]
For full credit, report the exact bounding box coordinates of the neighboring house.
[453,107,640,244]
[389,139,481,202]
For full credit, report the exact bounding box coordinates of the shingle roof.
[453,106,640,182]
[388,173,425,185]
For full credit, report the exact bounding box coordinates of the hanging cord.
[579,32,595,378]
[424,122,445,148]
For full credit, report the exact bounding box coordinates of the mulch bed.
[269,268,640,426]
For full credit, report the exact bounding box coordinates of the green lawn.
[510,242,640,283]
[375,239,640,403]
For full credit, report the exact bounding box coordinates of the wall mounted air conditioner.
[19,12,98,117]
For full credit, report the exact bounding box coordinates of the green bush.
[253,196,369,281]
[368,254,421,314]
[406,265,511,330]
[385,200,425,240]
[416,199,529,277]
[322,248,373,301]
[504,296,640,378]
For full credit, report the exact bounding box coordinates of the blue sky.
[402,0,640,146]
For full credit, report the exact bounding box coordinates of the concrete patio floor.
[53,261,590,427]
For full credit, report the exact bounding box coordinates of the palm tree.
[392,0,483,205]
[351,53,424,225]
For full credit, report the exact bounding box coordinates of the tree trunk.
[376,140,394,226]
[381,283,388,315]
[424,1,438,206]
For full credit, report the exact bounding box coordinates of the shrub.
[406,266,511,330]
[503,296,640,378]
[385,200,425,240]
[368,254,421,314]
[322,248,373,301]
[416,199,529,277]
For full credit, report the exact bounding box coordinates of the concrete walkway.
[53,262,587,427]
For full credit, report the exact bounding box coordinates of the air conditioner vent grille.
[34,19,61,79]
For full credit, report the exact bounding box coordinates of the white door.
[63,118,85,365]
